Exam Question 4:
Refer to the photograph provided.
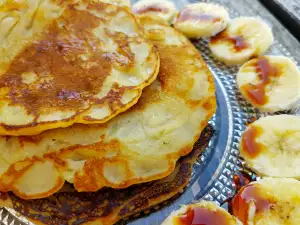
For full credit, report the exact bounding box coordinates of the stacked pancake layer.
[0,2,216,200]
[0,0,159,135]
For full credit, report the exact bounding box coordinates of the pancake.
[0,17,216,199]
[0,125,214,225]
[0,0,159,135]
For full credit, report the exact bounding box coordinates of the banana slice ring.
[237,56,300,112]
[132,0,178,25]
[209,17,274,65]
[162,201,242,225]
[240,115,300,178]
[232,178,300,225]
[174,2,229,38]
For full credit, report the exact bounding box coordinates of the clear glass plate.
[1,0,300,225]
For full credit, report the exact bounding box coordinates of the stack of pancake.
[0,0,216,224]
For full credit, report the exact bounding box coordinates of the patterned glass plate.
[1,0,300,225]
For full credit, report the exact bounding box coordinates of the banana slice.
[237,56,300,112]
[132,0,178,25]
[209,17,274,65]
[232,178,300,225]
[174,3,229,38]
[162,201,242,225]
[101,0,131,8]
[240,115,300,178]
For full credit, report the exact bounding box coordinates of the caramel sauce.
[245,116,257,126]
[233,170,253,193]
[211,32,249,52]
[0,7,133,115]
[132,4,169,14]
[241,125,265,158]
[177,8,221,23]
[174,206,231,225]
[229,36,249,51]
[227,170,255,214]
[232,184,272,224]
[242,57,281,106]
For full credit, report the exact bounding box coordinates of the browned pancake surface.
[0,125,214,225]
[0,0,159,135]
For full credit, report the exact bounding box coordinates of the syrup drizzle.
[226,170,255,214]
[241,125,265,158]
[211,32,249,52]
[174,206,231,225]
[231,184,272,224]
[233,170,254,193]
[242,57,281,106]
[224,170,272,224]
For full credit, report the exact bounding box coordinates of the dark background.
[260,0,300,41]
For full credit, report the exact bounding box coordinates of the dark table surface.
[260,0,300,41]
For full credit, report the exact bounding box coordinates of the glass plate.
[1,0,300,225]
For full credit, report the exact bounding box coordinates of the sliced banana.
[209,17,274,65]
[240,115,300,178]
[174,2,229,38]
[237,56,300,112]
[232,178,300,225]
[162,201,242,225]
[100,0,131,8]
[132,0,178,25]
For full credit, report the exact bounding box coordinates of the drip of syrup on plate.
[245,116,257,126]
[231,183,273,224]
[225,170,255,214]
[233,170,254,192]
[223,171,273,224]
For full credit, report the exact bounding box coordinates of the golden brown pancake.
[0,125,214,225]
[0,17,216,199]
[0,0,159,135]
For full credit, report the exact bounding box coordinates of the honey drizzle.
[232,184,272,224]
[174,206,231,225]
[241,125,265,158]
[210,31,249,52]
[242,57,281,105]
